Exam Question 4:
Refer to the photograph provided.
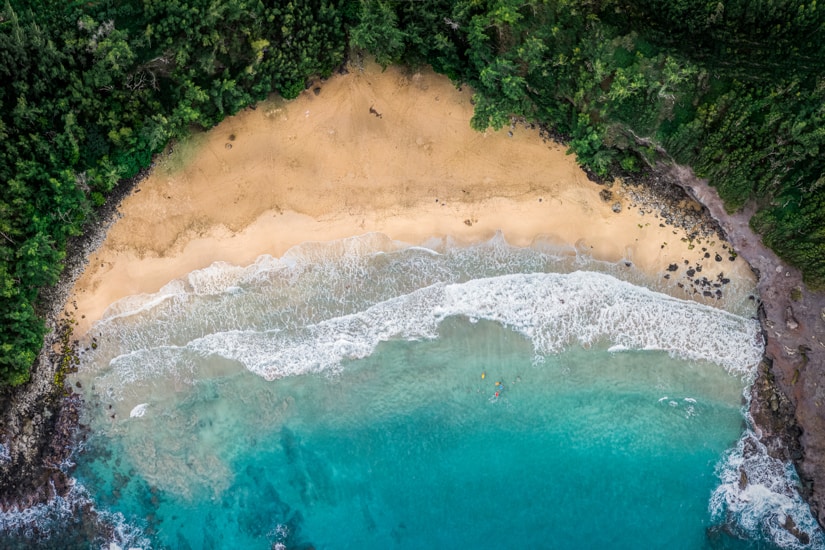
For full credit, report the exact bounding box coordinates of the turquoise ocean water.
[2,233,823,548]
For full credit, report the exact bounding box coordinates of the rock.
[611,202,622,213]
[715,253,723,262]
[599,189,613,202]
[667,263,678,272]
[686,268,696,277]
[785,306,799,330]
[783,515,811,545]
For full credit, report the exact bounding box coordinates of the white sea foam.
[97,279,188,326]
[97,345,205,403]
[129,403,148,418]
[607,344,630,352]
[85,232,758,372]
[96,272,762,393]
[0,483,150,549]
[440,272,762,374]
[251,271,759,379]
[710,430,824,548]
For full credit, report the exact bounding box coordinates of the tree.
[350,0,406,67]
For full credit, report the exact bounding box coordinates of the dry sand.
[69,62,754,336]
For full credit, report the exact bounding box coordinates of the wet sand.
[69,61,754,336]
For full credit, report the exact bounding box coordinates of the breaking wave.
[98,272,762,391]
[710,429,824,549]
[82,234,761,400]
[0,483,149,549]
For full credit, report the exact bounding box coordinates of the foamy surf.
[206,271,762,378]
[710,430,824,548]
[0,483,149,550]
[129,404,148,418]
[86,232,757,360]
[89,271,762,401]
[81,234,762,391]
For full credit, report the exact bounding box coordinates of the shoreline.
[68,62,753,338]
[3,61,816,539]
[668,164,825,528]
[0,167,152,511]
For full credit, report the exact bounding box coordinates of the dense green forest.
[1,0,824,386]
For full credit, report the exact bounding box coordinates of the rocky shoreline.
[0,142,823,543]
[668,163,825,529]
[0,167,150,512]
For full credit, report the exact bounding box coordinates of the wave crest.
[96,272,762,392]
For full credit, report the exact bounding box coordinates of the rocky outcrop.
[667,163,825,528]
[0,336,73,510]
[0,169,148,511]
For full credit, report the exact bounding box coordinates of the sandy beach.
[69,61,755,337]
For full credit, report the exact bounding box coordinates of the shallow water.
[2,234,822,549]
[77,320,749,549]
